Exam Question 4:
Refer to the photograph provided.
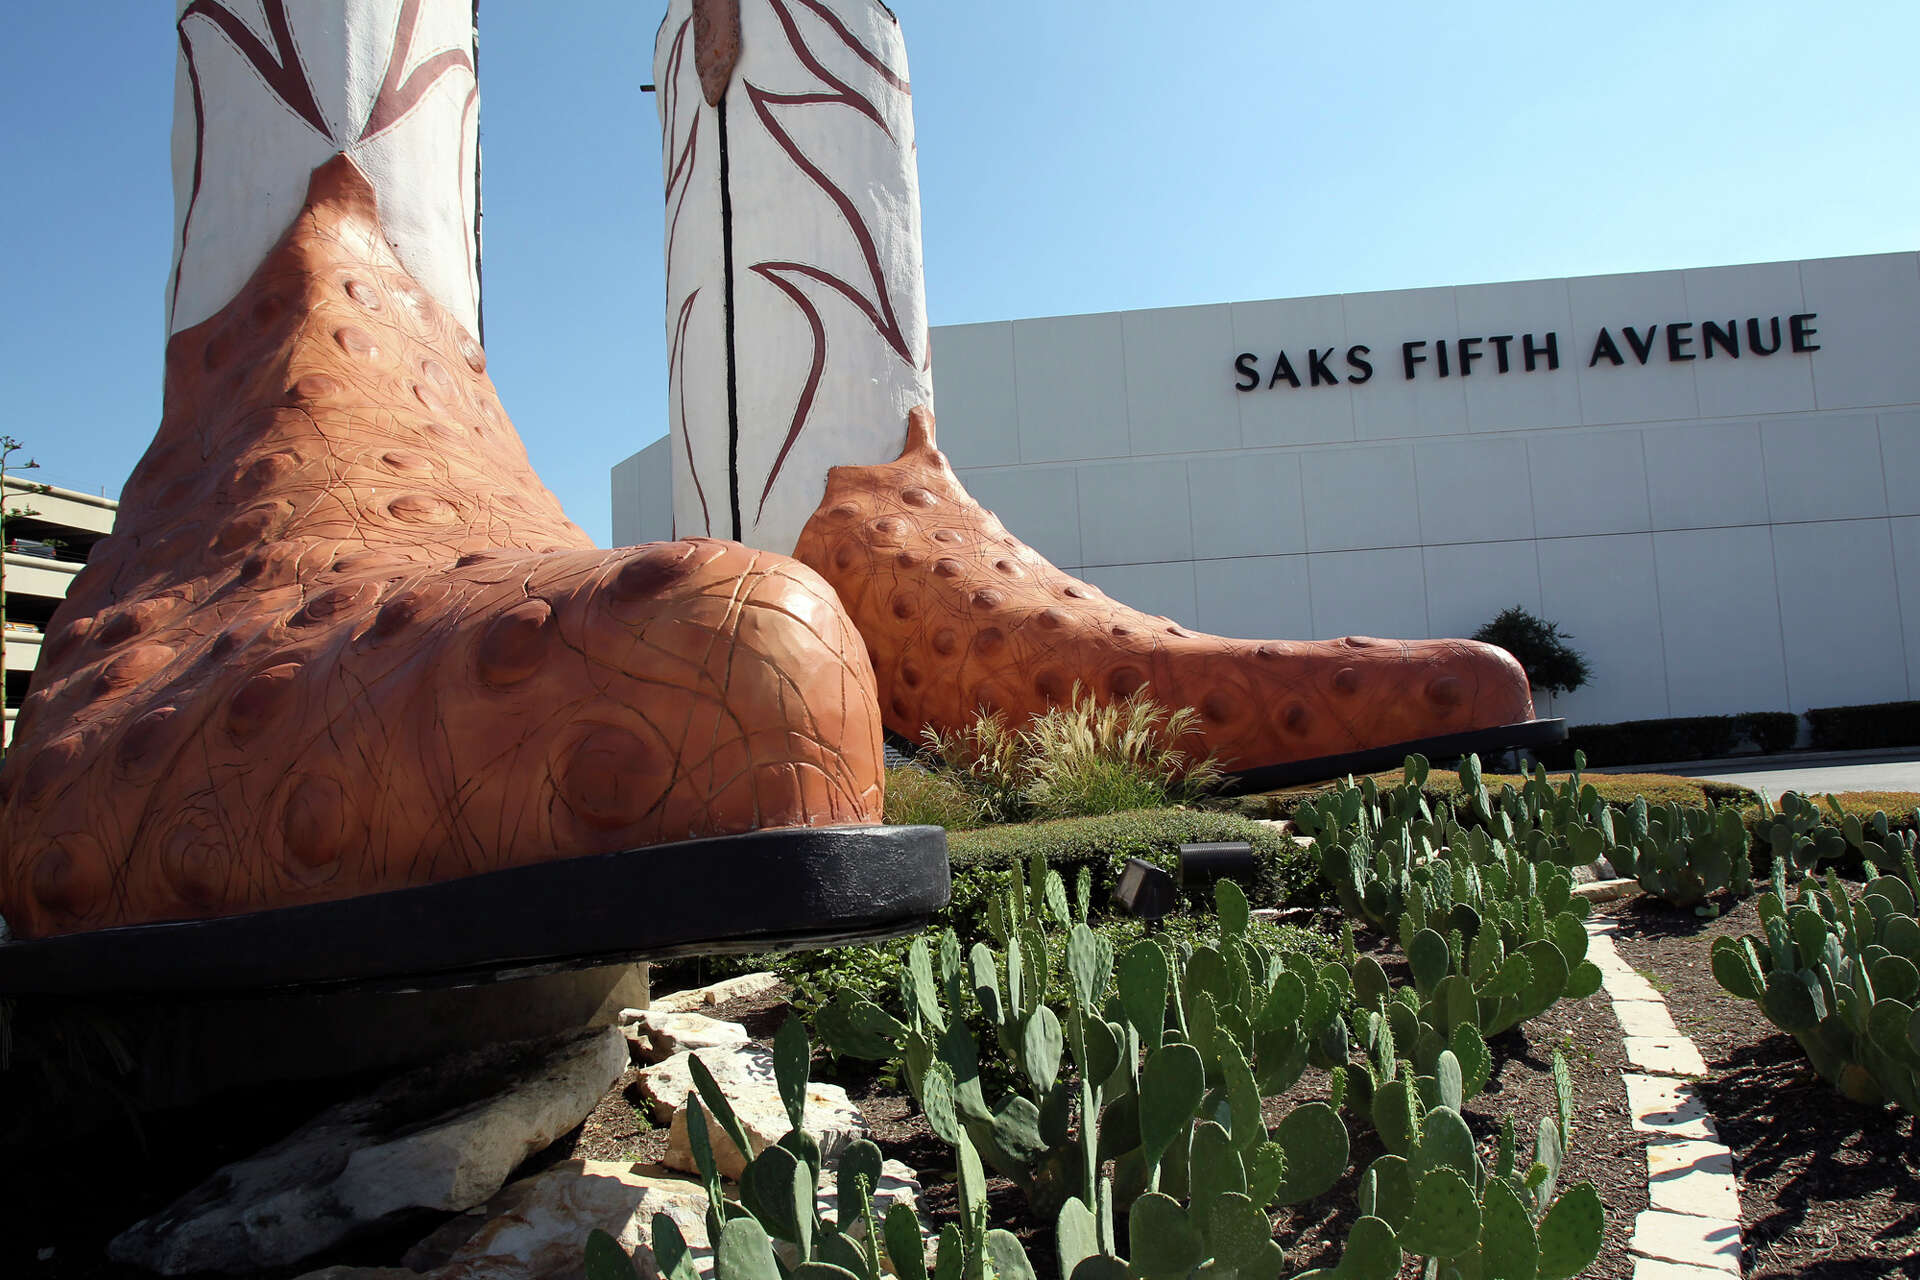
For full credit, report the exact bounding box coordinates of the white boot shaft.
[655,0,932,552]
[169,0,481,339]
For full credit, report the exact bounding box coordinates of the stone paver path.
[1586,918,1746,1277]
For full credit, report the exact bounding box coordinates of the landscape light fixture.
[1110,857,1177,923]
[1176,841,1259,886]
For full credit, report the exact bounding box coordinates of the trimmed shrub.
[1806,701,1920,751]
[1245,769,1755,821]
[651,808,1326,1013]
[1472,605,1591,696]
[947,806,1320,920]
[1772,791,1920,835]
[1741,711,1800,754]
[1535,716,1737,768]
[1534,714,1804,768]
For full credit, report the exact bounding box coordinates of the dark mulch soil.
[1261,930,1645,1279]
[1,942,1660,1280]
[1600,894,1920,1279]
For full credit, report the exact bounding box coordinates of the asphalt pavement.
[1662,751,1920,798]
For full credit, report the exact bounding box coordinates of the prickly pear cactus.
[1713,854,1920,1113]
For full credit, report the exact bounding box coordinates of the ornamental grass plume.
[920,685,1225,824]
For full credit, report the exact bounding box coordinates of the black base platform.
[0,824,949,998]
[1216,718,1567,796]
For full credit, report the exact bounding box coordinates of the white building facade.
[614,252,1920,729]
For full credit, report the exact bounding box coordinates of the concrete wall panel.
[963,465,1084,568]
[1414,436,1535,545]
[1077,459,1193,566]
[1538,534,1670,724]
[1308,547,1428,641]
[1454,276,1582,433]
[1528,429,1652,538]
[1343,286,1469,441]
[1654,526,1789,716]
[1883,410,1920,517]
[1803,253,1920,410]
[1569,269,1700,425]
[1422,539,1542,641]
[1186,452,1306,559]
[1644,421,1769,532]
[1301,445,1421,552]
[1193,554,1313,641]
[931,321,1020,468]
[1761,414,1887,524]
[1082,561,1198,628]
[1683,260,1815,418]
[1231,294,1356,449]
[1772,519,1909,708]
[1013,313,1130,462]
[1123,304,1241,456]
[1893,516,1920,695]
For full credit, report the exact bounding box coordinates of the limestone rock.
[111,1027,629,1274]
[624,1010,750,1063]
[663,1076,868,1181]
[650,972,782,1013]
[384,1156,928,1280]
[820,1157,932,1270]
[636,1043,867,1180]
[426,1160,712,1280]
[636,1044,779,1125]
[815,1157,924,1230]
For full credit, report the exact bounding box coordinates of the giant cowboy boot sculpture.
[0,1,945,994]
[654,0,1559,789]
[794,408,1547,792]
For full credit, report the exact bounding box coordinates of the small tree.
[1473,605,1590,697]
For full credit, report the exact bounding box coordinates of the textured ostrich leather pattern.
[0,156,883,940]
[795,407,1535,772]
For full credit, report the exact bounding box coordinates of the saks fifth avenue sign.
[1232,312,1820,391]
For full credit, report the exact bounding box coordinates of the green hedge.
[1534,712,1799,768]
[650,809,1328,1017]
[947,807,1321,928]
[1806,701,1920,751]
[1242,770,1756,822]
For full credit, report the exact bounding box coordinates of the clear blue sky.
[4,3,1916,546]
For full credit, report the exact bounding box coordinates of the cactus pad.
[1534,1184,1603,1280]
[1399,1167,1481,1259]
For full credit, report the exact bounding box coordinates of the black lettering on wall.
[1525,332,1559,372]
[1748,316,1783,355]
[1666,321,1695,361]
[1702,320,1739,358]
[1269,351,1301,389]
[1790,313,1821,353]
[1622,325,1658,364]
[1402,340,1428,379]
[1346,345,1373,383]
[1435,338,1451,377]
[1489,334,1514,373]
[1233,352,1261,391]
[1458,337,1483,376]
[1588,328,1624,367]
[1307,347,1339,386]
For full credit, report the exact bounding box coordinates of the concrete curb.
[1586,918,1746,1277]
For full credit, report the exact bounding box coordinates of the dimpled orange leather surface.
[0,156,883,940]
[795,407,1535,774]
